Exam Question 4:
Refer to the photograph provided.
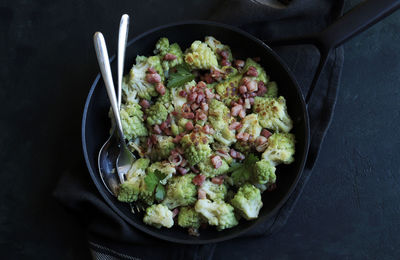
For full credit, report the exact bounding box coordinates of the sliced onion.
[216,150,231,161]
[168,153,183,166]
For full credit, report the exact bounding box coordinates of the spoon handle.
[93,32,125,143]
[117,14,129,110]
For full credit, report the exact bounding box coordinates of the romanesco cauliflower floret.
[119,103,148,140]
[208,99,236,146]
[148,135,175,161]
[201,180,227,201]
[233,141,252,155]
[162,174,197,209]
[177,206,202,229]
[195,199,238,231]
[143,204,174,228]
[262,132,295,166]
[146,102,170,126]
[184,40,218,69]
[154,37,170,56]
[243,58,269,84]
[198,157,229,178]
[252,159,276,185]
[154,38,184,74]
[139,181,155,206]
[147,55,165,81]
[230,183,263,220]
[215,74,242,105]
[228,154,259,187]
[180,132,212,166]
[170,80,195,111]
[253,96,293,133]
[117,158,150,203]
[220,65,238,80]
[237,114,262,139]
[205,36,233,62]
[123,55,163,101]
[147,161,176,185]
[213,127,237,146]
[162,43,184,73]
[208,99,232,130]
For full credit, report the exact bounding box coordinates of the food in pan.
[113,36,295,235]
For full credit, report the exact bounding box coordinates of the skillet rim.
[82,20,310,244]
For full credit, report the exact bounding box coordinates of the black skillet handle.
[268,0,400,103]
[317,0,400,51]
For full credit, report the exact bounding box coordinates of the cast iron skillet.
[82,0,399,244]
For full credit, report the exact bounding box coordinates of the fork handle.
[93,32,125,144]
[117,14,129,110]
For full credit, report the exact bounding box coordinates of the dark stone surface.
[1,0,399,259]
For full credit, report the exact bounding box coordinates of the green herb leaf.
[155,184,166,202]
[144,172,159,193]
[144,170,165,194]
[167,63,195,88]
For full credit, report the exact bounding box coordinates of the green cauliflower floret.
[220,65,238,80]
[119,103,148,140]
[147,161,176,185]
[147,55,165,81]
[242,58,269,84]
[205,36,233,62]
[208,99,236,146]
[234,141,252,155]
[146,102,169,126]
[266,81,278,97]
[177,206,202,229]
[155,88,175,112]
[213,127,237,146]
[162,174,197,209]
[117,158,150,203]
[208,99,232,130]
[170,80,195,111]
[143,204,174,228]
[195,199,238,231]
[201,180,228,201]
[123,55,163,101]
[237,114,262,139]
[184,40,218,69]
[154,38,184,75]
[229,154,259,187]
[163,43,184,74]
[215,74,242,105]
[198,157,229,178]
[148,135,175,161]
[146,88,174,126]
[230,183,263,220]
[139,180,155,206]
[180,132,212,166]
[154,37,170,56]
[262,132,295,166]
[253,96,293,133]
[252,159,276,185]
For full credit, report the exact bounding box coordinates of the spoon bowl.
[98,134,120,195]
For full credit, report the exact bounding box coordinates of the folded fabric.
[54,0,344,258]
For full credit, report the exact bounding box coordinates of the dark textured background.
[1,0,399,259]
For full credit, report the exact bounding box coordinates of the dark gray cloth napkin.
[54,0,344,258]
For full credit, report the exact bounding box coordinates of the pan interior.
[82,22,309,244]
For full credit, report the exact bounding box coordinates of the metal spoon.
[94,17,133,195]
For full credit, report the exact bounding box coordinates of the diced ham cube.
[193,174,206,186]
[210,155,222,169]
